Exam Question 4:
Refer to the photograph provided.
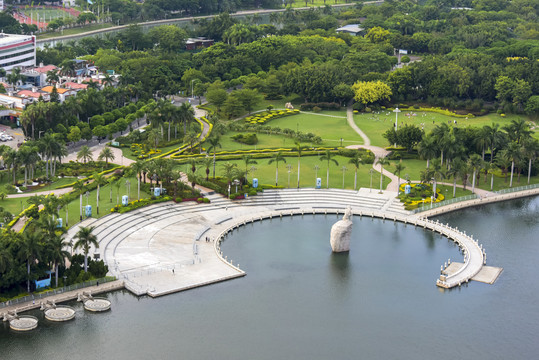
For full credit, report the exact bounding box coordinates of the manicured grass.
[268,110,364,146]
[475,171,539,192]
[195,155,390,190]
[354,111,538,147]
[61,176,150,227]
[214,131,310,151]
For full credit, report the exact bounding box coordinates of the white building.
[0,33,36,71]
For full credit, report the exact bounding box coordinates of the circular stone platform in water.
[9,315,38,331]
[44,306,76,322]
[84,298,111,312]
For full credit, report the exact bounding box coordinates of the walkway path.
[346,105,400,192]
[6,187,73,198]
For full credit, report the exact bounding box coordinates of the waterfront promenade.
[62,187,505,298]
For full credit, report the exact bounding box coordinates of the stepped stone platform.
[65,188,500,296]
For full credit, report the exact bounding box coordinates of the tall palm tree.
[93,172,107,215]
[503,118,531,144]
[485,123,507,163]
[98,147,115,165]
[73,179,86,221]
[207,136,222,178]
[393,160,406,194]
[202,157,213,181]
[486,162,498,191]
[178,102,195,135]
[77,145,93,163]
[74,226,98,273]
[376,157,389,193]
[295,141,306,189]
[268,152,287,186]
[46,233,71,288]
[468,154,483,194]
[504,142,523,188]
[348,154,363,190]
[418,135,437,169]
[319,150,339,189]
[446,160,461,198]
[522,137,538,185]
[242,155,258,175]
[131,160,146,199]
[19,230,42,293]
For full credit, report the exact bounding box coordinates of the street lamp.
[393,107,401,147]
[369,169,374,193]
[39,130,44,138]
[340,138,343,147]
[314,164,319,179]
[232,179,240,194]
[286,164,292,188]
[431,177,436,209]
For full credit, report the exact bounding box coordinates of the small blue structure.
[316,178,322,189]
[122,195,129,206]
[85,205,92,217]
[35,271,52,289]
[154,187,161,197]
[405,184,412,195]
[252,178,258,188]
[57,218,63,228]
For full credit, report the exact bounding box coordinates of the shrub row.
[300,102,341,111]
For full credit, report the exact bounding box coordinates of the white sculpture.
[330,207,353,252]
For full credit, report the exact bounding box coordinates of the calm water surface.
[1,196,538,359]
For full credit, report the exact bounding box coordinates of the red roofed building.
[63,81,88,91]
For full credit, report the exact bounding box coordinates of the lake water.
[1,196,538,359]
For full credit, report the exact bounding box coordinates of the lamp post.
[314,164,319,179]
[393,107,401,147]
[232,179,240,194]
[340,138,343,147]
[63,275,67,290]
[286,164,292,188]
[39,130,44,138]
[431,177,436,209]
[341,166,347,189]
[369,169,374,193]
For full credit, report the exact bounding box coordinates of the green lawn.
[195,155,390,190]
[267,110,364,146]
[60,176,150,227]
[215,131,311,151]
[354,110,538,147]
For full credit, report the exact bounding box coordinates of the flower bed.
[398,183,445,210]
[243,109,299,125]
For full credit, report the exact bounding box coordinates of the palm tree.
[468,154,483,194]
[46,69,60,86]
[178,101,195,135]
[183,131,199,153]
[131,160,145,199]
[74,226,98,273]
[93,172,107,215]
[46,234,71,288]
[73,179,86,221]
[268,152,287,186]
[295,141,306,189]
[77,145,93,163]
[485,123,507,163]
[522,137,538,185]
[486,162,498,191]
[319,150,339,189]
[393,160,406,194]
[0,246,12,274]
[242,155,258,175]
[19,230,42,293]
[376,157,389,193]
[504,118,531,144]
[98,147,115,165]
[446,161,461,198]
[201,157,213,181]
[504,142,522,188]
[418,135,437,169]
[221,162,238,193]
[207,136,222,178]
[348,154,363,190]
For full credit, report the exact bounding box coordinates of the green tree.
[235,89,263,114]
[268,152,287,186]
[393,161,406,193]
[19,230,42,293]
[348,154,364,190]
[376,157,390,193]
[352,80,392,105]
[77,145,93,164]
[98,147,115,165]
[73,226,98,273]
[46,233,71,288]
[319,150,339,189]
